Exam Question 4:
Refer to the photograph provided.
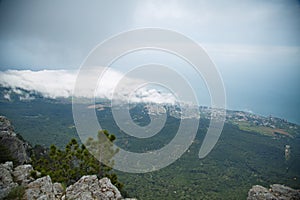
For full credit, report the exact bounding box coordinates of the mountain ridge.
[1,86,300,199]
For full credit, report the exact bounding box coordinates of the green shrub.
[31,131,123,189]
[0,144,16,164]
[30,170,39,179]
[4,186,25,200]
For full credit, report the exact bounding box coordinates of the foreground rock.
[0,116,31,164]
[0,161,135,200]
[13,164,35,185]
[247,184,300,200]
[24,175,63,200]
[0,161,18,199]
[0,116,135,199]
[63,175,122,200]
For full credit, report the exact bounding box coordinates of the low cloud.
[0,69,176,104]
[0,69,77,98]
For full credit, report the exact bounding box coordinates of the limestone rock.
[247,184,300,200]
[0,116,31,164]
[99,177,122,200]
[13,164,35,185]
[53,182,64,198]
[63,175,122,200]
[247,185,277,200]
[24,175,62,200]
[0,117,134,200]
[270,184,300,200]
[0,116,14,133]
[1,161,133,200]
[0,161,18,199]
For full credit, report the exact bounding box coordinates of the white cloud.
[0,69,77,98]
[0,69,176,104]
[130,88,176,105]
[3,92,11,101]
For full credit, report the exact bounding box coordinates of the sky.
[0,0,299,123]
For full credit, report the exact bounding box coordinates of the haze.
[0,0,299,123]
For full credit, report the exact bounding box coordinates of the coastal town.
[89,102,299,138]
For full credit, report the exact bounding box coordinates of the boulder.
[0,116,14,133]
[247,184,300,200]
[1,161,134,200]
[99,177,122,200]
[270,184,300,200]
[247,185,277,200]
[0,161,18,199]
[53,182,65,199]
[24,175,63,200]
[13,164,35,185]
[63,175,122,200]
[0,116,31,164]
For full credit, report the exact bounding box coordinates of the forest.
[0,99,299,199]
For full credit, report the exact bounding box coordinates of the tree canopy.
[31,130,122,189]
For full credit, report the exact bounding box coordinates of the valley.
[0,88,299,199]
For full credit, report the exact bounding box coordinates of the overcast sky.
[0,0,299,123]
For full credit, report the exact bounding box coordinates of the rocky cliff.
[247,184,300,200]
[0,116,135,200]
[0,116,31,164]
[0,161,135,200]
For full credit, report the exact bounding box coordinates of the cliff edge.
[0,116,31,165]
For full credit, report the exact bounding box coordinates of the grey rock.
[247,185,277,200]
[123,199,138,200]
[0,116,31,164]
[0,117,135,200]
[13,164,35,185]
[53,182,64,198]
[270,184,300,200]
[24,175,58,200]
[63,175,102,200]
[0,162,65,200]
[0,116,14,133]
[99,177,122,200]
[63,175,122,200]
[1,161,134,200]
[0,161,13,172]
[0,161,18,199]
[247,184,300,200]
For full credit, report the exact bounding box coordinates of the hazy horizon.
[0,0,299,123]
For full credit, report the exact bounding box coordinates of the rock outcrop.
[0,116,31,164]
[24,175,63,200]
[0,116,135,200]
[0,161,135,200]
[0,161,18,199]
[247,184,300,200]
[62,175,122,200]
[13,164,35,185]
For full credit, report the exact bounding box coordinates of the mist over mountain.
[1,68,299,125]
[0,86,299,199]
[0,69,177,105]
[1,1,299,198]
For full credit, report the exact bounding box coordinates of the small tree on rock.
[31,130,122,189]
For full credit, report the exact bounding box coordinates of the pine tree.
[31,130,122,189]
[85,130,119,177]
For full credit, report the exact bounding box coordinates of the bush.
[0,144,16,164]
[4,186,25,200]
[31,130,123,190]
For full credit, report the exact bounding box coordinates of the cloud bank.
[0,69,176,104]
